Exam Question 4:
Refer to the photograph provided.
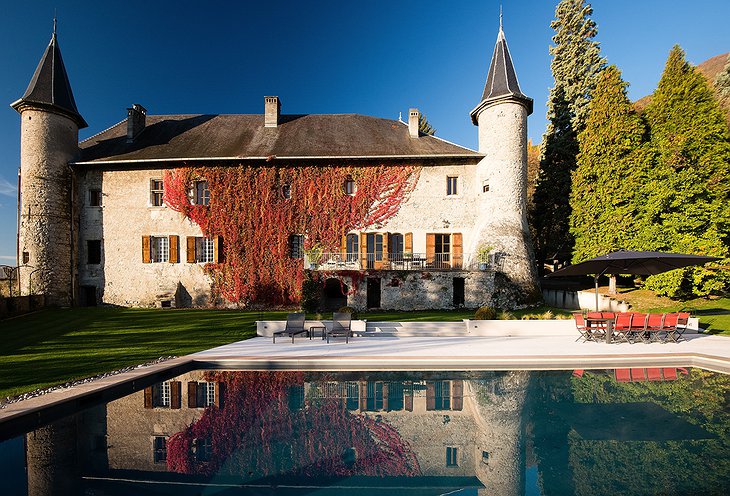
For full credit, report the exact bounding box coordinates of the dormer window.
[343,176,356,196]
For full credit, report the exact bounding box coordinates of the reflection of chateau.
[25,371,529,495]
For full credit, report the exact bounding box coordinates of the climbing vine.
[166,371,421,478]
[164,163,420,305]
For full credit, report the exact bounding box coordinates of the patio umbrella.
[546,250,721,311]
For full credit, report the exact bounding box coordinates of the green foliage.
[474,306,497,320]
[531,0,606,266]
[570,66,652,262]
[417,113,436,135]
[300,274,321,313]
[642,46,730,296]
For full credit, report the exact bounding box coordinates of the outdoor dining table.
[584,317,615,344]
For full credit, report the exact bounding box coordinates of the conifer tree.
[418,113,436,136]
[530,0,605,269]
[570,66,651,262]
[642,46,730,297]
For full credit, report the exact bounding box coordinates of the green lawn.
[1,299,725,399]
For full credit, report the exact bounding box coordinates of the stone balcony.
[304,252,505,272]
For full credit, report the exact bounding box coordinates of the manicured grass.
[0,307,287,399]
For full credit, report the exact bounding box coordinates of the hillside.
[635,52,729,114]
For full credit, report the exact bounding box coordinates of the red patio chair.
[662,368,678,380]
[614,313,633,343]
[674,312,691,342]
[645,313,665,343]
[630,368,647,381]
[662,313,679,343]
[585,312,606,341]
[573,313,593,342]
[615,369,631,382]
[646,368,662,381]
[628,313,647,344]
[572,369,585,378]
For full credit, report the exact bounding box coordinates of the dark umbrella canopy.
[546,250,721,310]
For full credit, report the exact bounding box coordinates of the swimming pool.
[1,368,728,495]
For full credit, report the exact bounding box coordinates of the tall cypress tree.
[570,66,651,262]
[642,46,730,297]
[530,0,605,270]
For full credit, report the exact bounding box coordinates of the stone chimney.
[408,108,420,138]
[264,96,281,128]
[126,104,147,142]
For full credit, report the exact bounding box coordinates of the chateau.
[12,23,538,310]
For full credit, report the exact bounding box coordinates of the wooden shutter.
[452,233,463,269]
[426,234,436,265]
[142,236,151,263]
[188,381,198,408]
[186,237,196,263]
[452,380,463,411]
[383,382,389,411]
[170,381,181,409]
[213,236,223,263]
[381,233,389,268]
[359,382,367,411]
[215,382,224,409]
[144,386,153,409]
[426,382,436,411]
[404,232,413,254]
[405,383,414,411]
[360,233,367,269]
[341,235,347,258]
[169,235,179,263]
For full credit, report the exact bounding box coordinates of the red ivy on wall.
[164,163,420,305]
[166,371,421,478]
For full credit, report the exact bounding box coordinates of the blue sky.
[0,0,728,263]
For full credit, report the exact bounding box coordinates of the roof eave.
[469,94,534,125]
[11,98,89,129]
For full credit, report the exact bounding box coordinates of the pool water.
[1,368,728,495]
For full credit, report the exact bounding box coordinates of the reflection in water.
[13,368,730,495]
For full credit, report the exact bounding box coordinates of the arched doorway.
[322,278,348,311]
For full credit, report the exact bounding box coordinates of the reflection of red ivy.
[164,164,420,305]
[166,371,421,478]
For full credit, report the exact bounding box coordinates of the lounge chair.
[326,312,353,343]
[273,312,308,343]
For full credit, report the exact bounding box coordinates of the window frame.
[151,236,169,263]
[89,189,102,207]
[446,446,458,466]
[289,234,304,259]
[195,180,210,206]
[150,179,164,207]
[446,176,459,196]
[195,237,215,263]
[87,239,102,265]
[343,176,356,196]
[346,234,359,262]
[153,436,167,464]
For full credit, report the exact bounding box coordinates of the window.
[195,382,216,407]
[22,251,29,264]
[153,436,167,463]
[195,438,212,462]
[154,382,171,407]
[446,176,458,196]
[389,233,404,258]
[435,234,451,266]
[426,380,451,410]
[196,237,215,263]
[195,181,210,206]
[289,234,304,259]
[346,234,359,262]
[150,179,164,206]
[446,447,458,466]
[152,236,169,263]
[482,181,490,193]
[281,184,292,199]
[343,176,356,195]
[89,189,102,207]
[87,240,101,265]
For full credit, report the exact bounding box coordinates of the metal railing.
[305,252,505,271]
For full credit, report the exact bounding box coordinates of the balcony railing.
[304,252,505,271]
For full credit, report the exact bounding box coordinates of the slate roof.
[76,113,482,164]
[470,27,533,124]
[11,32,87,128]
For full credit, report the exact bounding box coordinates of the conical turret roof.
[470,25,532,124]
[11,30,87,128]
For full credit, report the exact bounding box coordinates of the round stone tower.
[469,20,539,302]
[11,27,87,305]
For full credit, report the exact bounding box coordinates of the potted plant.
[304,244,324,270]
[477,244,494,270]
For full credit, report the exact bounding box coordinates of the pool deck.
[1,328,729,440]
[194,332,730,374]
